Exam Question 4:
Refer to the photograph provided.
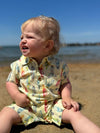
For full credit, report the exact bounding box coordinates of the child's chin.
[22,52,29,57]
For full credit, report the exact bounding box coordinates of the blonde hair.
[21,15,61,54]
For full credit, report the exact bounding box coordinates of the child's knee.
[1,107,14,115]
[0,107,21,124]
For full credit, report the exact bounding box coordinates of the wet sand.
[0,63,100,133]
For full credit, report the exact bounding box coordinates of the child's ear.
[44,40,54,51]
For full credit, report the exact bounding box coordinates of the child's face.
[19,23,47,63]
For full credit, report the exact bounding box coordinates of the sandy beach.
[0,63,100,133]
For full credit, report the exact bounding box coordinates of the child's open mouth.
[22,46,29,50]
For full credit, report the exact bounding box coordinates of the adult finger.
[72,102,79,111]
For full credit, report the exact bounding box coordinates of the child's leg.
[62,108,100,133]
[0,107,21,133]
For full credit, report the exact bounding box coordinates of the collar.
[20,55,55,66]
[20,55,30,65]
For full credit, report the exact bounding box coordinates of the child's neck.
[32,53,51,65]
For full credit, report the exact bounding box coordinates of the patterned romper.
[7,55,69,126]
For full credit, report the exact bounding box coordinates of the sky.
[0,0,100,46]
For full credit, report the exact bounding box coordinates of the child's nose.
[21,38,27,44]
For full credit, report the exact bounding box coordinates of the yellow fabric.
[7,55,69,126]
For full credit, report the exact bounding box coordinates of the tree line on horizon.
[62,42,100,47]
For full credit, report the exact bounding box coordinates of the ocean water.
[0,45,100,66]
[0,46,21,66]
[58,45,100,63]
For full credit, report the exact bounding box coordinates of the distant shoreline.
[62,42,100,47]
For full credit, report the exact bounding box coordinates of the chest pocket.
[44,73,61,95]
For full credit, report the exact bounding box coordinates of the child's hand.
[15,92,30,107]
[62,97,79,111]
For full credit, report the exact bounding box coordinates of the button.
[38,77,41,81]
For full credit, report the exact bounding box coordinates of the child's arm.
[6,81,30,107]
[60,81,79,111]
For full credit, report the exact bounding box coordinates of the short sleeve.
[61,62,69,85]
[7,61,20,84]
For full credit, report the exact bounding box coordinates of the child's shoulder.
[10,55,27,68]
[49,55,67,68]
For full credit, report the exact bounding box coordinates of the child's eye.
[27,36,34,39]
[20,36,23,40]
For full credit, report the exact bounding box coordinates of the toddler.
[0,16,100,133]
